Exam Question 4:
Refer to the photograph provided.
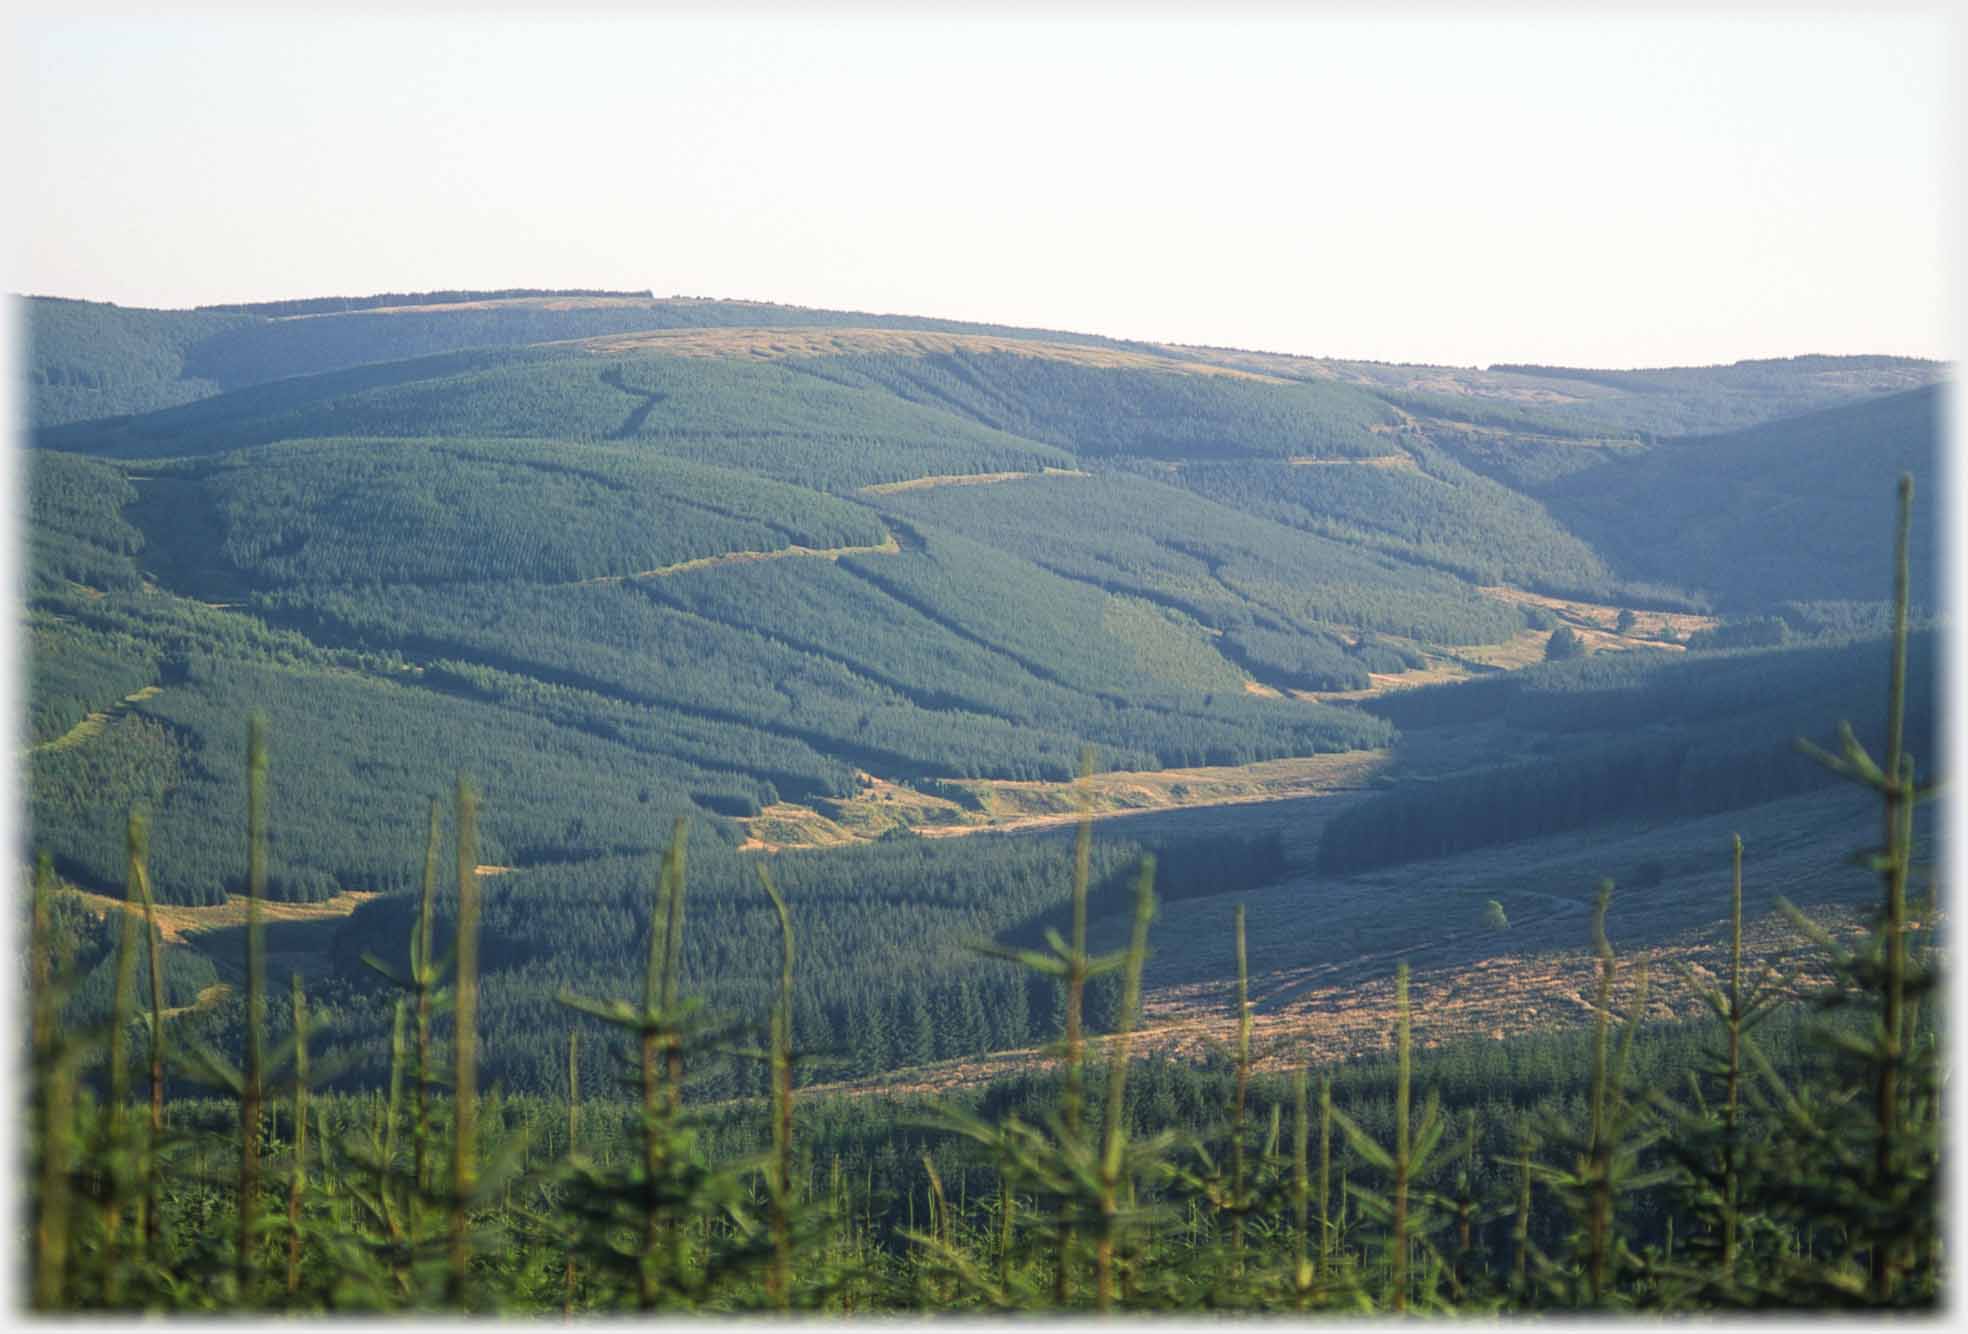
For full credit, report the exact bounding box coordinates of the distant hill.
[1537,385,1943,609]
[18,285,1946,1100]
[23,291,1942,898]
[18,291,1167,427]
[21,297,257,426]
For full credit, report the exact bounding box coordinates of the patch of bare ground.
[812,786,1913,1100]
[564,533,899,587]
[739,804,864,853]
[739,753,1393,852]
[574,327,1290,381]
[158,982,232,1022]
[1480,584,1720,647]
[1154,349,1639,409]
[61,884,380,945]
[1291,658,1475,704]
[1449,628,1553,671]
[1285,453,1419,472]
[1118,786,1900,1067]
[859,467,1088,496]
[925,753,1387,836]
[1420,418,1642,449]
[25,685,163,756]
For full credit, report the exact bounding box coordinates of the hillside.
[18,287,1947,1099]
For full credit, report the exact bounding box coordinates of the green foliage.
[197,288,653,316]
[880,471,1527,646]
[1162,444,1622,595]
[1369,626,1937,736]
[26,297,1942,930]
[1478,355,1943,439]
[24,615,160,744]
[29,647,766,904]
[1687,616,1790,652]
[1544,626,1587,661]
[1219,623,1411,691]
[44,346,1077,489]
[263,547,1387,780]
[17,291,1950,1311]
[163,436,889,588]
[323,824,1290,1096]
[21,820,1942,1312]
[1541,387,1942,611]
[25,451,149,592]
[19,297,254,427]
[1323,630,1936,875]
[174,296,1151,395]
[816,349,1400,460]
[1096,595,1254,694]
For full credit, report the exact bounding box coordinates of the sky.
[4,7,1958,370]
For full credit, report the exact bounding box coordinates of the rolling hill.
[16,288,1947,1096]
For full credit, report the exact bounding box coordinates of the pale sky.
[5,7,1960,369]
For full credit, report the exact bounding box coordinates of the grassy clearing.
[27,685,163,756]
[1479,584,1719,644]
[62,883,379,946]
[157,981,232,1022]
[1285,453,1419,472]
[276,295,660,320]
[576,326,1291,380]
[927,751,1389,835]
[1291,657,1477,704]
[1162,346,1606,408]
[859,466,1089,496]
[565,533,901,586]
[738,803,866,853]
[1446,628,1552,671]
[740,753,1393,852]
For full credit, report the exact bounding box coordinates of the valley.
[20,288,1944,1109]
[16,9,1950,1310]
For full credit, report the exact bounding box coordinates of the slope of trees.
[1538,386,1943,609]
[18,297,255,427]
[879,472,1531,647]
[1480,353,1945,437]
[24,616,161,744]
[42,348,1080,488]
[316,824,1292,1094]
[1160,444,1626,596]
[194,287,653,316]
[164,437,888,588]
[259,569,1390,784]
[1324,629,1937,873]
[20,451,1394,908]
[809,349,1400,459]
[25,656,1942,1310]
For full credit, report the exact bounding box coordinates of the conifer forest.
[16,290,1947,1314]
